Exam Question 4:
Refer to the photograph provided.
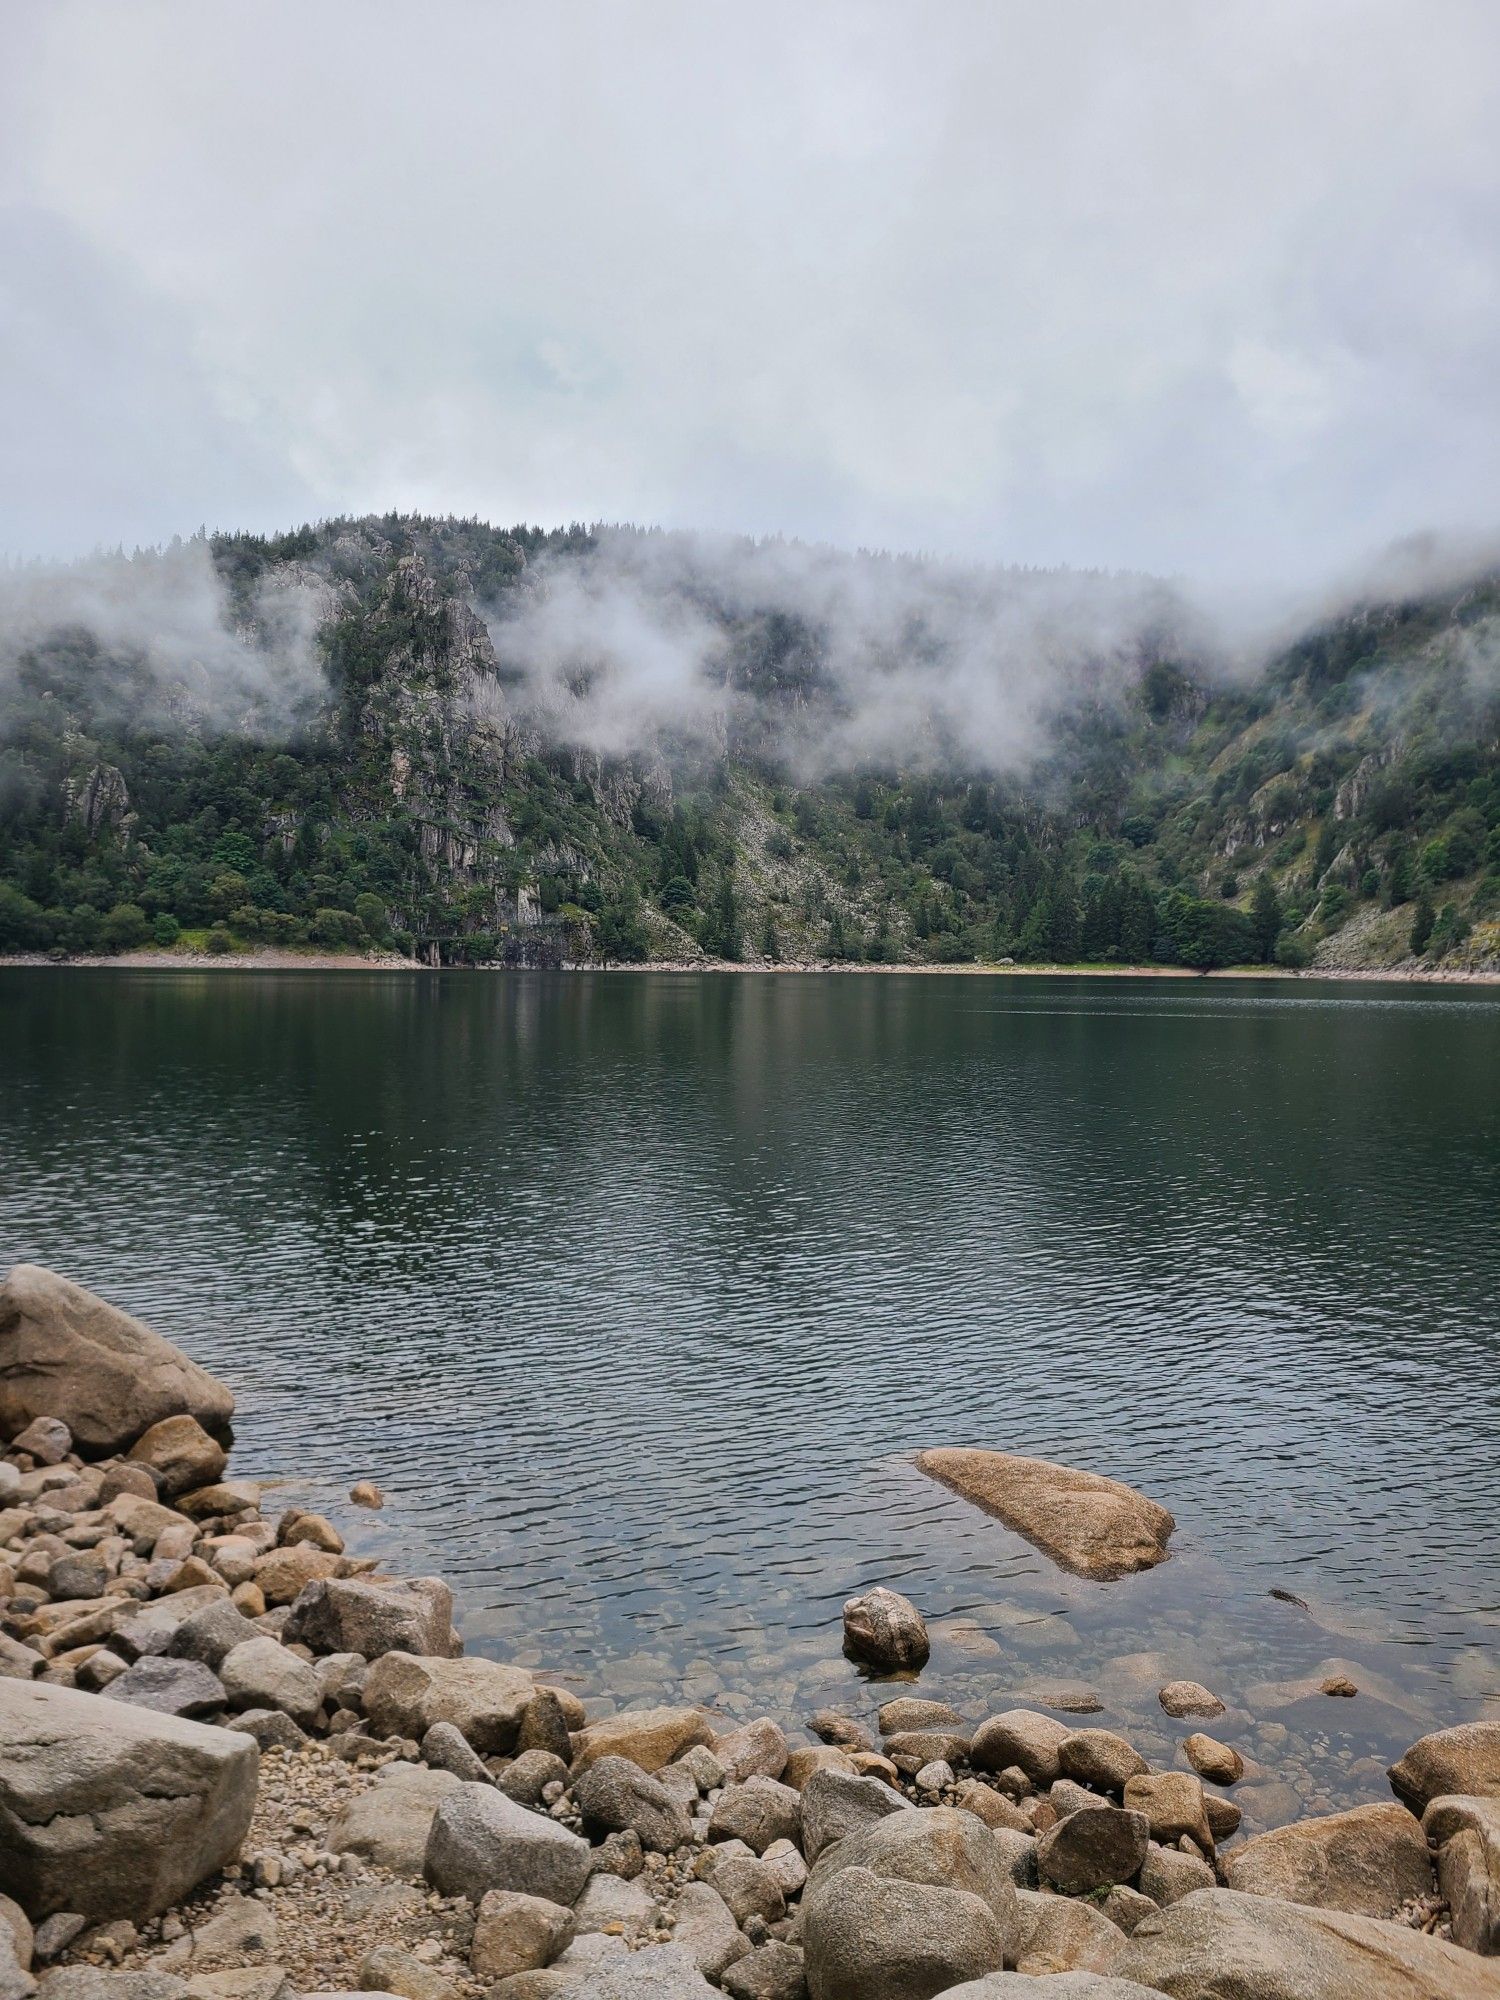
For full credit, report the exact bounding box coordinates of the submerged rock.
[1157,1682,1225,1720]
[916,1449,1173,1581]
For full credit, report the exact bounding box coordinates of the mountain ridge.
[1,515,1497,974]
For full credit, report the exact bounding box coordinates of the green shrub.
[100,903,149,952]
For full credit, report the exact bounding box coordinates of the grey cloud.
[3,2,1499,593]
[484,530,1201,777]
[0,538,329,734]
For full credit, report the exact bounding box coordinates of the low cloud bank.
[0,537,327,737]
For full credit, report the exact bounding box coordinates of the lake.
[2,966,1497,1830]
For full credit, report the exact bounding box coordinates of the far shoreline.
[2,949,1498,986]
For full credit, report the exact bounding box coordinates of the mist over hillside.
[0,514,1497,973]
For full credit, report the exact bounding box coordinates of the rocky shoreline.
[5,952,1500,988]
[1,1264,1498,2000]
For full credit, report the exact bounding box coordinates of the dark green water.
[2,967,1497,1829]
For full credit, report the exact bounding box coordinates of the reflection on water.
[2,967,1497,1828]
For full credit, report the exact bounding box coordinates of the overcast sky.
[3,1,1498,587]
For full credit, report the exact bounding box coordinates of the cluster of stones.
[1,1264,1498,2000]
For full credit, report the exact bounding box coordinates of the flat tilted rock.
[1223,1800,1432,1918]
[0,1677,257,1921]
[916,1449,1173,1580]
[1111,1886,1500,2000]
[0,1265,234,1458]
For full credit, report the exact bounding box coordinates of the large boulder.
[915,1449,1173,1581]
[282,1576,455,1659]
[1389,1722,1500,1815]
[803,1865,1007,2000]
[423,1783,591,1906]
[1425,1795,1500,1956]
[1111,1886,1500,1998]
[709,1777,803,1855]
[671,1880,750,1979]
[1012,1889,1127,1976]
[569,1706,712,1776]
[469,1889,576,1982]
[0,1677,256,1920]
[327,1762,459,1877]
[1058,1730,1149,1793]
[104,1658,226,1720]
[1223,1801,1432,1918]
[0,1267,234,1458]
[842,1589,930,1672]
[361,1652,532,1753]
[715,1718,790,1784]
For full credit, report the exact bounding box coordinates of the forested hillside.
[1,516,1497,972]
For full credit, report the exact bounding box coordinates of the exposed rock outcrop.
[916,1449,1173,1580]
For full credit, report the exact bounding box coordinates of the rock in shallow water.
[1157,1682,1225,1720]
[916,1448,1173,1581]
[841,1588,930,1673]
[282,1577,455,1661]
